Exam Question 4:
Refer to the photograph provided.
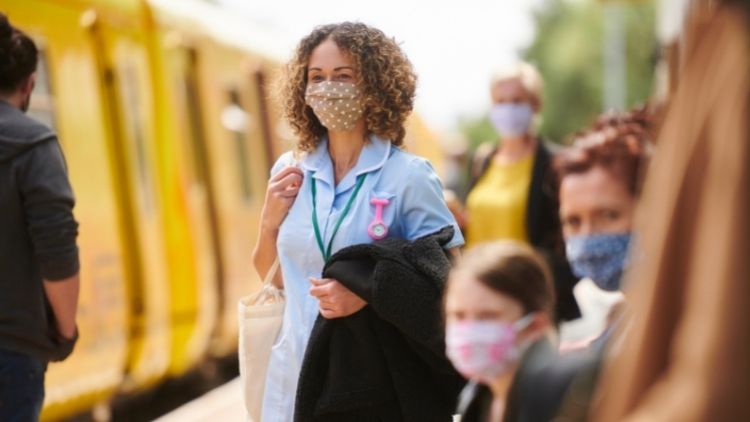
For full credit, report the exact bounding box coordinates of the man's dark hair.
[0,13,38,94]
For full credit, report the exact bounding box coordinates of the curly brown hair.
[278,22,417,152]
[554,107,654,197]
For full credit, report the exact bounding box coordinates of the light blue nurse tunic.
[260,135,464,421]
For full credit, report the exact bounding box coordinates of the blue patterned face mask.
[565,233,631,291]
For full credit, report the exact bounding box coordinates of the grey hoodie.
[0,99,79,361]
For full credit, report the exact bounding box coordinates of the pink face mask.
[445,315,534,383]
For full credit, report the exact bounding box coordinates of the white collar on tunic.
[299,134,391,192]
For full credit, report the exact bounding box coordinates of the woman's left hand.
[309,278,367,319]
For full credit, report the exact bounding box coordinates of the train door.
[5,1,130,420]
[251,66,278,176]
[210,63,279,354]
[83,10,171,390]
[187,43,277,356]
[158,41,221,373]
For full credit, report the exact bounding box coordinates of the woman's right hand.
[260,165,304,231]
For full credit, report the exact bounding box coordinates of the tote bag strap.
[249,257,284,306]
[263,257,281,287]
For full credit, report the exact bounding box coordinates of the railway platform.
[153,278,616,421]
[155,377,246,422]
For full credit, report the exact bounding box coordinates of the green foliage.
[457,0,657,148]
[524,0,657,143]
[457,115,496,152]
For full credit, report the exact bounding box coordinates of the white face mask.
[445,314,534,383]
[305,81,364,132]
[489,102,534,138]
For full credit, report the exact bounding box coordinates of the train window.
[173,78,198,185]
[253,69,275,176]
[27,49,56,130]
[221,88,252,201]
[181,51,209,187]
[118,64,155,214]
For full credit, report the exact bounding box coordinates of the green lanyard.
[311,173,367,262]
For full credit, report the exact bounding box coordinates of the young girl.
[444,241,557,422]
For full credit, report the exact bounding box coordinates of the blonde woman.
[458,62,579,323]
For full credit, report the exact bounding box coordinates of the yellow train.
[4,0,445,420]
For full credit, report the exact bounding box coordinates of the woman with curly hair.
[556,108,652,297]
[251,22,464,421]
[548,108,653,420]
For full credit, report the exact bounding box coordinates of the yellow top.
[465,154,534,247]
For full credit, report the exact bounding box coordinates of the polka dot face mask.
[305,81,364,132]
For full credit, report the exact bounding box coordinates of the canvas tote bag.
[238,258,284,421]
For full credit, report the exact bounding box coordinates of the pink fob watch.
[368,197,390,240]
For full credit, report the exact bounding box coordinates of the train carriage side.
[2,1,139,419]
[3,0,206,417]
[76,2,178,395]
[5,0,333,418]
[148,0,285,359]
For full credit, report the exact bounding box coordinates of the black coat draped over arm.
[294,226,465,422]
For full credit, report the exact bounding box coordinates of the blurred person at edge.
[554,108,653,352]
[0,13,80,422]
[251,22,463,421]
[591,5,750,419]
[448,62,580,324]
[445,241,558,422]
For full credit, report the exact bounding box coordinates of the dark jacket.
[294,226,465,422]
[470,141,580,322]
[461,338,591,422]
[0,100,79,362]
